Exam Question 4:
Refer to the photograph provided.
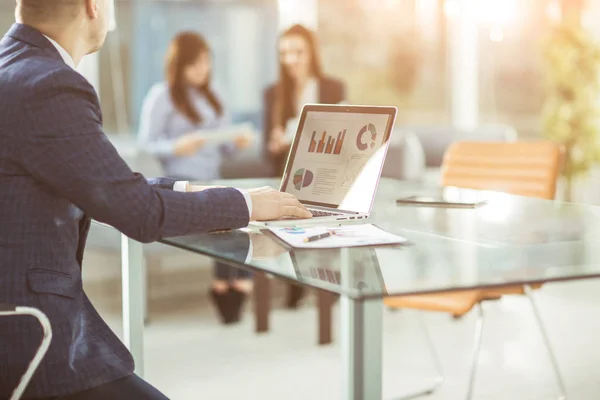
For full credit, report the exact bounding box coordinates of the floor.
[84,253,600,400]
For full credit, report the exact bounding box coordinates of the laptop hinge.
[307,205,360,215]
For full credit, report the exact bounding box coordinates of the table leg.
[340,295,383,400]
[121,234,145,377]
[254,271,270,333]
[318,290,336,345]
[142,253,148,324]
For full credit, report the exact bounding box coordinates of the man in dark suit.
[0,1,310,399]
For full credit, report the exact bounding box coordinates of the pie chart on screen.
[357,123,377,151]
[293,168,314,190]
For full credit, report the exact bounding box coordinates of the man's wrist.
[237,189,253,220]
[173,181,190,192]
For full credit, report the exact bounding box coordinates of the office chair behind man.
[0,305,52,400]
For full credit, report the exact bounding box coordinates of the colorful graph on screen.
[356,124,377,151]
[308,129,346,155]
[293,168,314,190]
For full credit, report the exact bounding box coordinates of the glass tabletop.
[160,178,600,300]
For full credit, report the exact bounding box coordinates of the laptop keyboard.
[310,210,344,217]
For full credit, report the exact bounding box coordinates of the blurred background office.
[3,0,600,399]
[3,0,598,193]
[1,0,586,137]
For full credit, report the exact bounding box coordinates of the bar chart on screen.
[308,129,346,155]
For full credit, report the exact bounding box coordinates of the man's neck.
[21,21,87,67]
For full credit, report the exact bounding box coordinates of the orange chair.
[386,141,566,400]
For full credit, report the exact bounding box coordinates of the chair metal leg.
[393,313,445,400]
[1,306,52,400]
[466,304,485,400]
[419,312,445,384]
[121,234,145,377]
[524,285,568,400]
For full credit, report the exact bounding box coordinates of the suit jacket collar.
[5,23,63,63]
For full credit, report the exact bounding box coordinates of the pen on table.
[303,231,336,243]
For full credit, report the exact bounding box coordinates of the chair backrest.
[441,141,562,200]
[407,125,518,167]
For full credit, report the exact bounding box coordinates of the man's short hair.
[17,0,84,23]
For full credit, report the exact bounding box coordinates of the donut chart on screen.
[357,123,377,151]
[293,168,314,190]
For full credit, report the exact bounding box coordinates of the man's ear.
[84,0,99,20]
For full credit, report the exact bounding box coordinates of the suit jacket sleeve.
[18,69,249,243]
[146,177,177,190]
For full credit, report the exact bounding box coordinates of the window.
[319,0,450,126]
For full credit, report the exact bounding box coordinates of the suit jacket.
[0,23,249,398]
[263,77,346,173]
[169,230,251,265]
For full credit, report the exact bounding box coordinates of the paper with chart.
[281,111,393,211]
[269,224,408,249]
[190,122,256,144]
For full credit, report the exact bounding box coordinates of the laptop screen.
[280,105,396,213]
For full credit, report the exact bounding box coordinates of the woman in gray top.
[139,32,252,324]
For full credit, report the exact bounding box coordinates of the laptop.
[255,104,397,227]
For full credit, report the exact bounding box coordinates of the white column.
[227,9,261,113]
[277,0,318,31]
[77,52,100,94]
[76,0,116,98]
[448,0,479,130]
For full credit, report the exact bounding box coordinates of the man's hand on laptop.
[248,187,312,221]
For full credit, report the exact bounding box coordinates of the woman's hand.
[234,133,252,149]
[268,126,286,155]
[174,134,206,156]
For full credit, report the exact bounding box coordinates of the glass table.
[115,178,600,400]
